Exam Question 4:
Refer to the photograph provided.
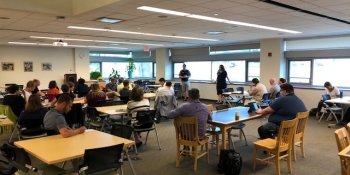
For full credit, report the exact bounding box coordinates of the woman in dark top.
[3,84,25,117]
[216,65,231,104]
[19,94,48,129]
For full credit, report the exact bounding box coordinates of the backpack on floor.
[217,149,242,175]
[0,144,17,175]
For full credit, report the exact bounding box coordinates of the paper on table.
[0,114,6,119]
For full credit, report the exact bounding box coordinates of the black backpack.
[217,149,242,175]
[0,144,17,175]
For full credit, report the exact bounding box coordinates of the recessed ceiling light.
[206,31,225,35]
[96,17,123,24]
[214,14,218,16]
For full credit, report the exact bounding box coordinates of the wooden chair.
[293,111,309,161]
[253,118,298,175]
[345,123,350,137]
[174,116,209,171]
[335,127,350,175]
[206,104,221,155]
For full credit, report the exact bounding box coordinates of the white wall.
[0,46,89,89]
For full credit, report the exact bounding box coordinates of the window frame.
[287,58,314,85]
[246,60,260,82]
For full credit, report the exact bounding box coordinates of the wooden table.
[209,107,262,149]
[0,116,14,134]
[14,129,134,165]
[96,104,128,115]
[144,92,156,99]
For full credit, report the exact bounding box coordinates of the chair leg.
[240,128,248,146]
[193,146,198,171]
[293,143,296,161]
[206,143,209,163]
[176,143,180,167]
[275,155,281,175]
[145,131,150,145]
[301,138,305,158]
[154,127,162,150]
[131,132,138,155]
[287,150,292,173]
[216,133,220,155]
[253,147,257,171]
[318,112,326,122]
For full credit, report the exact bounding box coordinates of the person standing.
[216,65,231,104]
[179,63,191,101]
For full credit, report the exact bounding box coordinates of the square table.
[209,107,262,149]
[14,129,134,165]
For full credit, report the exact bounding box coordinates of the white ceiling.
[0,0,350,52]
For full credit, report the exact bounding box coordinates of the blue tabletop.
[211,106,252,124]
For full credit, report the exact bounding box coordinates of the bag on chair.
[217,149,242,175]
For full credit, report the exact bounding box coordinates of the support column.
[155,48,172,82]
[74,48,90,80]
[260,38,285,85]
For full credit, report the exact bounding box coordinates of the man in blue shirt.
[168,88,211,138]
[256,83,307,139]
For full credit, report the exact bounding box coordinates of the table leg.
[221,126,227,150]
[125,150,137,175]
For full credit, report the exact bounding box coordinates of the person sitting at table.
[51,83,75,107]
[316,81,341,116]
[117,77,133,92]
[19,94,48,135]
[127,87,151,146]
[23,80,35,103]
[47,80,59,102]
[269,78,281,100]
[3,84,26,117]
[74,78,90,97]
[154,82,177,122]
[86,83,106,107]
[119,80,131,104]
[278,78,287,86]
[106,78,120,99]
[256,83,307,139]
[249,78,268,101]
[44,94,86,138]
[168,88,212,139]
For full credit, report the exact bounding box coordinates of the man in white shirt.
[156,81,174,97]
[157,78,174,95]
[249,78,268,101]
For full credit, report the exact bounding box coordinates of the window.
[212,61,246,82]
[173,63,183,78]
[247,61,260,81]
[101,62,153,79]
[288,60,311,84]
[174,62,211,81]
[313,58,350,87]
[89,63,101,72]
[153,63,156,78]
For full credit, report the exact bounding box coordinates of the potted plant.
[126,58,136,78]
[109,68,120,80]
[90,71,102,80]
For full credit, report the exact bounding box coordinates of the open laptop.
[248,102,260,114]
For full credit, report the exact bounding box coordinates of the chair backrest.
[236,87,244,92]
[275,91,281,98]
[335,127,350,152]
[64,103,84,127]
[215,104,230,111]
[322,94,331,101]
[276,119,298,152]
[261,93,271,102]
[81,143,124,174]
[110,124,133,139]
[135,110,156,127]
[174,116,199,143]
[295,111,309,141]
[346,123,350,137]
[206,104,214,112]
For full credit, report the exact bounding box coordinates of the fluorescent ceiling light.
[137,6,189,16]
[8,42,128,49]
[67,26,218,41]
[206,31,225,35]
[30,36,164,46]
[138,6,302,34]
[96,17,123,24]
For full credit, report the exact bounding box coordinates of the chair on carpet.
[206,104,221,155]
[319,95,343,124]
[174,116,209,171]
[335,127,350,175]
[253,118,298,175]
[133,110,161,150]
[293,111,309,161]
